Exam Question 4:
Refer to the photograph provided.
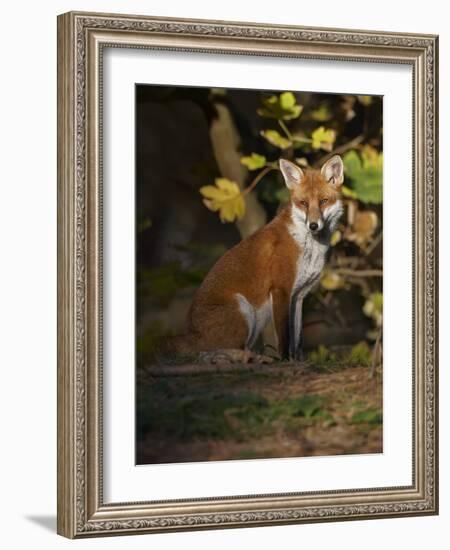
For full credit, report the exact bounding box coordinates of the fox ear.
[321,155,344,187]
[279,159,304,190]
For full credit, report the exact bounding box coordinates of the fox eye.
[299,200,309,208]
[320,198,329,205]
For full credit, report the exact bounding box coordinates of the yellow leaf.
[257,92,303,120]
[321,271,345,290]
[240,153,266,170]
[330,230,342,246]
[295,157,309,167]
[280,91,296,110]
[311,126,336,151]
[200,178,246,223]
[363,292,383,327]
[361,144,382,169]
[260,129,292,149]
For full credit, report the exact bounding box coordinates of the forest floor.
[136,353,382,465]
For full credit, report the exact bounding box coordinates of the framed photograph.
[57,11,439,538]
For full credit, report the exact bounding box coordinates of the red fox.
[172,155,344,360]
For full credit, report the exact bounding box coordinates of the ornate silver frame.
[57,11,439,538]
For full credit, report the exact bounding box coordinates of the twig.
[370,328,382,379]
[334,268,383,278]
[364,231,383,256]
[278,119,293,140]
[313,134,364,167]
[242,165,275,196]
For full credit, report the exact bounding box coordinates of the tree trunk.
[209,102,267,239]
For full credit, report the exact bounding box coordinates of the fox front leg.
[272,287,290,360]
[289,292,305,361]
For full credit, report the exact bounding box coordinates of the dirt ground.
[136,358,382,465]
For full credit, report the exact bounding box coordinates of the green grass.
[351,408,382,425]
[307,342,373,373]
[137,380,333,442]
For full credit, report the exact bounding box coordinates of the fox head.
[279,156,344,235]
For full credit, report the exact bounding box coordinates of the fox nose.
[309,222,318,231]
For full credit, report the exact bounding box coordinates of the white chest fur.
[289,205,329,298]
[291,230,328,300]
[288,202,342,356]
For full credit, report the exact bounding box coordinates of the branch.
[209,102,267,238]
[278,119,293,140]
[364,231,383,256]
[334,268,383,278]
[243,165,275,196]
[146,362,308,377]
[313,134,364,168]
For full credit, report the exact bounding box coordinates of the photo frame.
[57,11,438,538]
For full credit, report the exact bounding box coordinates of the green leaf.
[291,395,326,418]
[343,146,383,204]
[345,342,372,367]
[240,153,266,170]
[351,409,382,425]
[341,185,358,199]
[279,91,296,109]
[260,129,292,149]
[311,126,336,151]
[257,92,303,121]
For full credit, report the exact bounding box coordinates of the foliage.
[320,269,346,291]
[240,153,266,170]
[308,345,337,366]
[200,177,246,222]
[307,343,373,372]
[344,342,372,367]
[310,126,336,151]
[351,409,382,425]
[343,146,383,204]
[260,129,292,149]
[284,395,328,419]
[363,292,383,327]
[257,91,303,120]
